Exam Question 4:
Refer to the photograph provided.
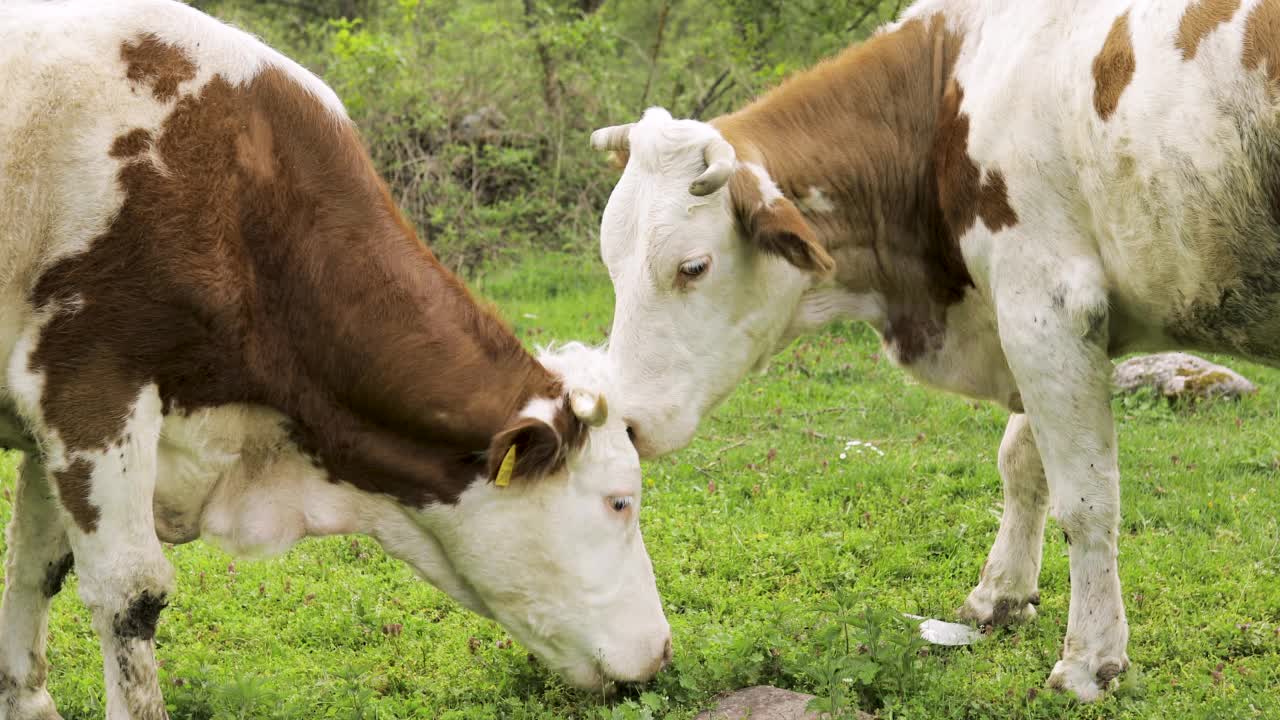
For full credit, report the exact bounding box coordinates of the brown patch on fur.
[110,129,153,158]
[713,16,972,365]
[1176,0,1241,60]
[53,459,100,533]
[726,168,834,275]
[121,34,196,102]
[29,50,569,508]
[486,401,586,484]
[235,110,276,181]
[1093,12,1136,121]
[935,82,1019,238]
[1244,0,1280,86]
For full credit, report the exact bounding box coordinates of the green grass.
[3,252,1280,719]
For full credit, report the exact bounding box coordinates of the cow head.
[592,108,833,457]
[403,343,670,689]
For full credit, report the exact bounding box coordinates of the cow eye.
[678,256,710,281]
[608,496,633,513]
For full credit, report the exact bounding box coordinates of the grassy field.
[3,252,1280,719]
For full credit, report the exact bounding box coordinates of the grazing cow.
[0,1,670,718]
[590,0,1280,702]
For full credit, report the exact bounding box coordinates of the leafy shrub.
[803,590,932,716]
[192,0,900,274]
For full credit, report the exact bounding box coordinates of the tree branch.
[522,0,562,115]
[638,1,671,107]
[843,1,881,34]
[691,68,733,120]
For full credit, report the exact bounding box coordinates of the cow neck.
[259,160,558,507]
[714,15,972,363]
[209,69,559,506]
[27,54,547,513]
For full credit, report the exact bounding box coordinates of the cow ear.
[730,169,834,276]
[487,418,562,486]
[752,199,835,275]
[486,403,586,486]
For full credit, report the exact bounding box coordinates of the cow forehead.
[627,108,722,174]
[602,109,740,275]
[603,168,731,275]
[535,343,641,484]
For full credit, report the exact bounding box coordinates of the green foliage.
[6,255,1280,718]
[803,591,931,715]
[190,0,897,273]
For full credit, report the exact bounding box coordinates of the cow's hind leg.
[59,385,174,720]
[958,413,1047,626]
[0,455,72,720]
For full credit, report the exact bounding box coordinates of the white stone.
[1112,353,1256,401]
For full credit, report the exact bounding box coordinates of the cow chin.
[557,660,607,690]
[548,639,667,690]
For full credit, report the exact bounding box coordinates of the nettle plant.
[804,591,933,716]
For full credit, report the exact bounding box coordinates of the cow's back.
[0,0,347,408]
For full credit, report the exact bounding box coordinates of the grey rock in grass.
[694,686,872,720]
[1112,353,1256,401]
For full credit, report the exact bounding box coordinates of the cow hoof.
[1046,655,1129,703]
[957,589,1039,628]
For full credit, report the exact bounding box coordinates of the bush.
[195,0,901,273]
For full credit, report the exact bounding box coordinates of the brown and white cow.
[0,2,670,718]
[591,0,1280,703]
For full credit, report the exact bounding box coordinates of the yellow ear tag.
[495,445,517,487]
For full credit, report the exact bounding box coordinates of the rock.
[456,107,507,143]
[694,686,872,720]
[1112,353,1256,401]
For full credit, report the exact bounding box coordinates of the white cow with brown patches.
[592,0,1280,702]
[0,2,670,718]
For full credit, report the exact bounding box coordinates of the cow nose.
[647,632,672,676]
[640,632,673,678]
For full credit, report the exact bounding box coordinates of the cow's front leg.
[996,256,1127,702]
[959,413,1048,627]
[59,386,174,720]
[0,456,72,720]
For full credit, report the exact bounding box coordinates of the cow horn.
[689,136,736,196]
[590,124,634,152]
[569,389,608,427]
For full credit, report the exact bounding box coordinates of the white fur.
[597,0,1279,701]
[41,383,177,720]
[957,414,1047,626]
[0,3,666,715]
[797,186,837,214]
[601,114,815,457]
[743,162,784,208]
[0,456,68,719]
[518,396,560,426]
